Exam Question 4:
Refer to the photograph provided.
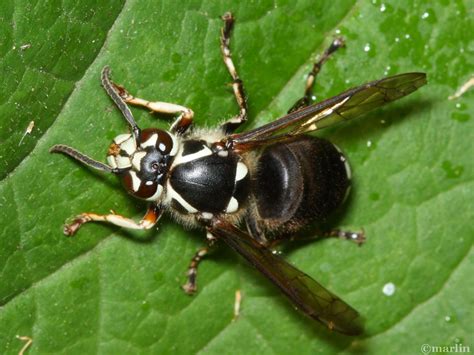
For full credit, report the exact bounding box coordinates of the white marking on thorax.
[187,127,226,143]
[225,197,239,213]
[129,170,142,192]
[200,212,213,219]
[235,162,248,181]
[166,181,198,213]
[173,145,212,166]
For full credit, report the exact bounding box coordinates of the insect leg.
[324,228,365,246]
[181,233,216,294]
[245,215,270,246]
[182,247,209,294]
[107,76,194,136]
[219,12,248,135]
[288,38,345,113]
[64,204,163,236]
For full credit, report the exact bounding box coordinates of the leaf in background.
[0,0,472,354]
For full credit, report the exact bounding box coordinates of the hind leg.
[288,38,345,113]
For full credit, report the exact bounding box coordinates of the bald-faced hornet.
[50,13,426,335]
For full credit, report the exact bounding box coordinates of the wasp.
[50,13,426,335]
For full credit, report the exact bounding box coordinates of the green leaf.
[1,0,472,354]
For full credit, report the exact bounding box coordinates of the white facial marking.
[107,155,117,169]
[140,133,158,148]
[114,133,132,145]
[129,170,142,192]
[169,133,179,156]
[166,182,198,213]
[225,197,239,213]
[121,136,137,155]
[116,155,132,169]
[175,146,212,165]
[146,184,163,201]
[131,151,147,171]
[235,162,248,182]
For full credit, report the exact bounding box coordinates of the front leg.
[181,232,216,294]
[219,12,249,134]
[64,204,163,236]
[111,82,194,135]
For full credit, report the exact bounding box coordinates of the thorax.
[165,137,250,220]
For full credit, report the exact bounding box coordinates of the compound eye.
[122,171,163,201]
[140,128,175,155]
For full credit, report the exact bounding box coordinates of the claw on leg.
[182,271,198,295]
[64,214,91,236]
[181,247,210,295]
[327,228,366,246]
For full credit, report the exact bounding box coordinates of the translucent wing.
[229,73,426,150]
[210,219,363,335]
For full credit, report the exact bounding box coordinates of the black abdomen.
[254,136,350,233]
